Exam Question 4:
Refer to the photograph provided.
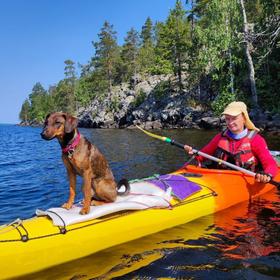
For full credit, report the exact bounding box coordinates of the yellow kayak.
[1,165,279,279]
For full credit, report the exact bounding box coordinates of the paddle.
[136,125,280,188]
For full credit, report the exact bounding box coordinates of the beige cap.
[222,101,259,131]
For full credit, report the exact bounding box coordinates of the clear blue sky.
[0,0,180,124]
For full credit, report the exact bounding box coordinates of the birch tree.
[239,0,258,108]
[193,0,239,112]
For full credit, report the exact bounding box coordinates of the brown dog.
[41,112,130,215]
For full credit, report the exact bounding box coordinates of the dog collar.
[62,131,81,156]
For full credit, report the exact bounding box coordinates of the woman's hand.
[255,173,272,183]
[184,145,194,155]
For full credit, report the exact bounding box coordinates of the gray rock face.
[76,75,280,132]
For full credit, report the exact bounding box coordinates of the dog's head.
[40,112,78,140]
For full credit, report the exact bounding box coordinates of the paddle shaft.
[169,139,280,188]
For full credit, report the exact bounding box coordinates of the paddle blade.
[136,125,169,142]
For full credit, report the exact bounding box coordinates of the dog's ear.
[43,113,51,126]
[44,113,51,121]
[64,113,78,133]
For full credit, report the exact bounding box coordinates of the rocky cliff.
[77,74,280,132]
[78,74,219,129]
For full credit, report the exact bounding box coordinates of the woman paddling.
[184,101,278,183]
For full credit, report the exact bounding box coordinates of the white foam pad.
[36,181,171,226]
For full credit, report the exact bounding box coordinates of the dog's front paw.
[91,199,106,206]
[79,207,90,215]
[62,202,73,210]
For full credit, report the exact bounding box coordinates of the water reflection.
[19,215,214,280]
[112,190,280,279]
[214,190,280,261]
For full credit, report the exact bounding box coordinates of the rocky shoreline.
[20,75,280,133]
[76,75,280,133]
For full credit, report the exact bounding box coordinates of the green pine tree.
[153,0,191,90]
[119,28,139,83]
[19,99,31,123]
[28,82,49,122]
[138,17,156,75]
[92,21,120,93]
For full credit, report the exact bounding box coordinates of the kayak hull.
[1,165,279,279]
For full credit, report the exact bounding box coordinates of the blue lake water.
[0,124,279,279]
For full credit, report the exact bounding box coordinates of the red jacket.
[196,132,278,177]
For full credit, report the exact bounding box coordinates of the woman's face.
[224,113,245,134]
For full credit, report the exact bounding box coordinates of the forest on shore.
[19,0,280,125]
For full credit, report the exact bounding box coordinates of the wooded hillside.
[19,0,280,125]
